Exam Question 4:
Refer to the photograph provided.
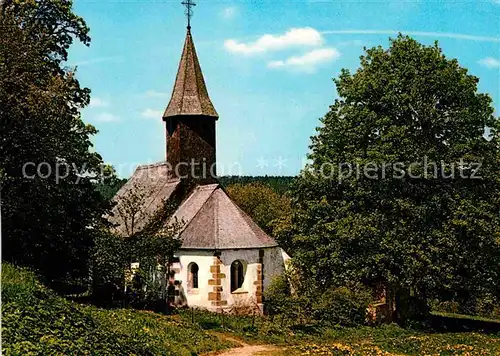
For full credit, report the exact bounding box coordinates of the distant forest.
[96,175,294,201]
[218,176,294,195]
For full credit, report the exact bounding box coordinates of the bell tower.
[163,2,218,183]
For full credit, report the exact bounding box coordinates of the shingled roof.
[163,28,218,119]
[171,184,279,250]
[108,164,278,250]
[108,163,180,237]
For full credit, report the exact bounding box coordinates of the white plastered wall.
[174,247,287,310]
[175,250,214,309]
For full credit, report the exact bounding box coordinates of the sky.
[68,0,500,178]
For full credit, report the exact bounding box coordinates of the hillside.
[1,263,234,355]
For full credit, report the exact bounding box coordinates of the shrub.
[474,294,500,319]
[265,274,291,316]
[430,299,460,314]
[430,295,500,320]
[264,274,311,324]
[312,285,372,327]
[1,263,42,305]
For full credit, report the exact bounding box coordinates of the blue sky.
[69,0,500,178]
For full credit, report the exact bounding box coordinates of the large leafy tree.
[226,182,292,238]
[288,36,500,317]
[0,0,110,289]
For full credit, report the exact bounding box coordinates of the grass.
[1,263,235,355]
[432,311,500,324]
[2,263,499,355]
[178,308,500,355]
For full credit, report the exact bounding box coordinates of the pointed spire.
[163,29,218,119]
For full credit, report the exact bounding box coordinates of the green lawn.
[283,327,500,355]
[177,308,500,355]
[2,263,499,355]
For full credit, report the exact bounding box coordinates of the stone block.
[208,278,221,286]
[210,265,220,273]
[211,300,228,307]
[208,292,221,301]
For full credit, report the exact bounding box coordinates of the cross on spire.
[181,0,196,29]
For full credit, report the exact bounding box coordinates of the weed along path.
[206,333,281,356]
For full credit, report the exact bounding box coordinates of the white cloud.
[88,97,109,108]
[478,57,500,68]
[145,90,170,98]
[221,6,237,19]
[322,30,500,43]
[94,112,120,122]
[141,109,163,119]
[225,27,323,55]
[268,48,340,72]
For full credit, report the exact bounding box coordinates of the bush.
[430,299,460,314]
[312,285,372,327]
[265,274,291,316]
[1,263,41,305]
[474,294,500,319]
[265,275,372,327]
[264,274,311,324]
[91,229,127,307]
[430,295,500,320]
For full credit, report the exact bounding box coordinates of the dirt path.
[215,344,278,356]
[207,333,281,356]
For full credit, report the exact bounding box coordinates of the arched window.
[188,263,199,289]
[230,260,244,292]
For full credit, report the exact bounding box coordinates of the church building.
[109,7,289,312]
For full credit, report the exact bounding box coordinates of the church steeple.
[163,2,218,183]
[163,28,218,119]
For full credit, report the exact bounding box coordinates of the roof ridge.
[216,185,256,242]
[178,31,188,117]
[198,183,219,190]
[214,187,220,249]
[174,184,218,236]
[135,161,170,170]
[226,191,279,247]
[178,186,280,250]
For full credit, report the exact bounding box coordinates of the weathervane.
[181,0,196,29]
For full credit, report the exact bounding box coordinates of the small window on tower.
[188,262,199,289]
